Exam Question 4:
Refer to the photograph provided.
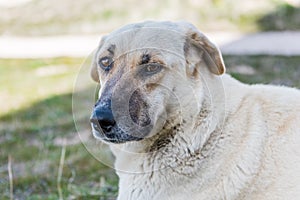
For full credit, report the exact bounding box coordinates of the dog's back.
[247,84,300,199]
[219,76,300,199]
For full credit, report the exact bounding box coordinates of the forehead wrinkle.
[113,48,167,71]
[120,47,185,61]
[105,22,186,50]
[107,44,116,55]
[105,28,184,58]
[104,35,185,70]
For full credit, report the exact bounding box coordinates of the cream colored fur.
[92,21,300,200]
[111,74,300,200]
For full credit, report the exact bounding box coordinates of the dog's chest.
[116,147,211,200]
[117,167,201,200]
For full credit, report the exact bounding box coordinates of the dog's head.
[90,21,225,144]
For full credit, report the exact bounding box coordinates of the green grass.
[0,58,82,115]
[224,55,300,88]
[257,3,300,31]
[0,56,299,199]
[0,0,296,36]
[0,58,118,199]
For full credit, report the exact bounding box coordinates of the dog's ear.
[90,51,99,82]
[182,23,225,76]
[90,36,107,82]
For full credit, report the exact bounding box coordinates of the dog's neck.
[144,72,226,159]
[111,75,268,200]
[147,98,223,169]
[110,92,226,200]
[110,94,224,177]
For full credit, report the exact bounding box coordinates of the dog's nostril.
[90,108,116,133]
[98,118,115,132]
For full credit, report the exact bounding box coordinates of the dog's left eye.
[143,63,162,75]
[99,57,113,71]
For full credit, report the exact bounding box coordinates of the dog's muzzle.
[90,99,144,143]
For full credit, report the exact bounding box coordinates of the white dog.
[90,21,300,200]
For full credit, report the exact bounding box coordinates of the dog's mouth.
[91,120,151,144]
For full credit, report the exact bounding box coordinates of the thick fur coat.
[90,21,300,200]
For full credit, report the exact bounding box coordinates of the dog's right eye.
[140,63,162,76]
[99,57,113,71]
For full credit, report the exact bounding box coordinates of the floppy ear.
[90,51,99,82]
[183,24,225,76]
[90,36,107,82]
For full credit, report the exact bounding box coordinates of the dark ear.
[183,25,225,75]
[90,36,107,82]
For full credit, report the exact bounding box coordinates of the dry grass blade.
[57,139,67,200]
[8,155,13,200]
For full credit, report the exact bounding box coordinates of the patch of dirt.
[0,160,51,179]
[53,130,91,146]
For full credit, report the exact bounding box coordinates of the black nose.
[90,105,116,133]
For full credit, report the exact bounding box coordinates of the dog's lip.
[90,123,117,140]
[91,126,114,141]
[91,126,144,144]
[91,128,106,140]
[91,129,121,144]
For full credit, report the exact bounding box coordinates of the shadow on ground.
[0,90,118,200]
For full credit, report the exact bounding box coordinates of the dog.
[89,21,300,200]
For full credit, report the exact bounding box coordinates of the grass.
[0,55,299,199]
[0,58,118,199]
[224,55,300,87]
[0,58,82,115]
[257,3,300,31]
[0,0,296,36]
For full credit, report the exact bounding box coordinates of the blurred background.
[0,0,300,199]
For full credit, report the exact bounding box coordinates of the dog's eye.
[99,57,113,71]
[143,63,162,75]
